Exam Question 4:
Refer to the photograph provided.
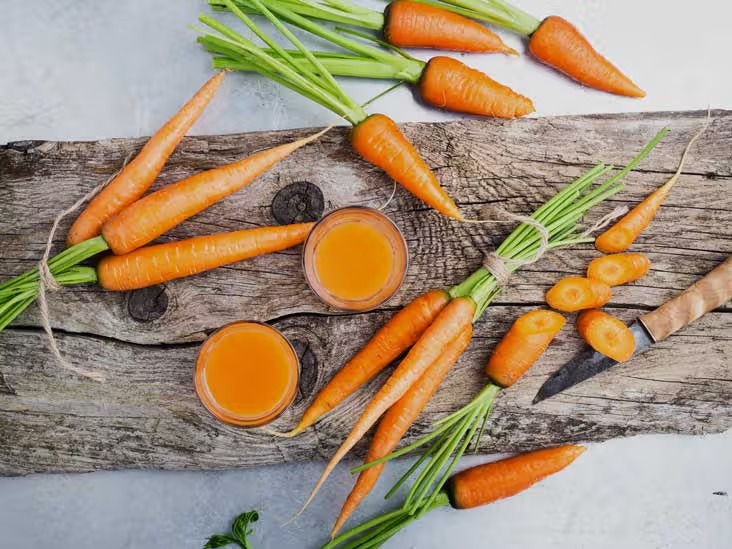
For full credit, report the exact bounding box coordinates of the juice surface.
[197,322,298,423]
[314,220,394,301]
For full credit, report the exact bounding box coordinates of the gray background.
[1,1,730,548]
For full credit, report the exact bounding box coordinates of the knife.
[533,256,732,404]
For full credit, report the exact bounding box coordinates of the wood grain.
[0,110,730,476]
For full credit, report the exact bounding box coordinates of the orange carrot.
[67,72,226,245]
[350,114,462,219]
[486,309,565,388]
[587,253,650,286]
[447,444,585,509]
[528,16,644,97]
[101,128,327,255]
[384,1,516,54]
[296,296,476,516]
[97,222,313,291]
[286,290,450,437]
[332,326,473,536]
[546,277,611,312]
[419,56,535,119]
[576,309,635,362]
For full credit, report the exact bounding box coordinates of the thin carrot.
[446,444,586,509]
[528,16,644,97]
[576,309,635,362]
[97,222,313,291]
[350,114,462,219]
[101,128,327,255]
[285,290,450,437]
[486,309,565,388]
[596,117,711,253]
[67,72,226,245]
[331,327,472,536]
[384,1,516,54]
[295,296,476,517]
[546,276,611,313]
[587,253,650,286]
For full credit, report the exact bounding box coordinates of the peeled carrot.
[67,72,226,245]
[546,277,611,313]
[296,296,476,516]
[576,309,635,362]
[286,290,450,437]
[384,1,516,54]
[447,444,585,509]
[350,114,462,219]
[97,222,313,291]
[528,16,644,98]
[332,326,472,536]
[486,309,565,388]
[587,253,650,286]
[101,128,327,255]
[419,56,535,119]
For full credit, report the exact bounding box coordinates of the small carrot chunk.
[545,277,611,312]
[587,253,650,286]
[576,309,635,362]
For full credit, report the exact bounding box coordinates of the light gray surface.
[1,1,730,548]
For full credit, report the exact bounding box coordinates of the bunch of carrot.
[277,129,666,534]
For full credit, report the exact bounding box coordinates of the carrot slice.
[587,253,650,286]
[576,309,635,362]
[546,276,611,312]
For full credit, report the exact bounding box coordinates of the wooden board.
[0,110,730,476]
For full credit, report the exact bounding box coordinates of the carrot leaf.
[204,510,260,549]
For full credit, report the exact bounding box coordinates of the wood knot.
[127,285,170,322]
[290,338,318,402]
[271,181,324,225]
[2,140,46,153]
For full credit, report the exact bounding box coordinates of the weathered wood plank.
[0,110,730,475]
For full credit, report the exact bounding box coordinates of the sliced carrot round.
[587,253,650,286]
[576,309,635,362]
[545,277,611,312]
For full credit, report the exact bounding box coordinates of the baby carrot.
[331,327,472,536]
[587,253,650,286]
[528,16,644,98]
[97,222,313,291]
[546,277,611,313]
[486,309,565,388]
[67,72,226,245]
[576,309,635,362]
[285,290,450,437]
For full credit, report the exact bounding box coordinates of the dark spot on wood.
[127,285,169,322]
[0,373,17,396]
[271,181,324,225]
[713,491,727,496]
[2,140,46,153]
[290,338,318,403]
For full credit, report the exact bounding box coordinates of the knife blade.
[533,256,732,404]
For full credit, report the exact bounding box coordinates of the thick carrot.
[486,309,565,388]
[576,309,635,362]
[286,290,450,437]
[447,444,585,509]
[295,296,476,516]
[587,253,650,286]
[331,326,473,536]
[350,114,462,219]
[67,72,226,245]
[419,56,534,119]
[546,276,611,313]
[528,16,644,98]
[384,1,516,54]
[97,222,313,291]
[101,128,327,255]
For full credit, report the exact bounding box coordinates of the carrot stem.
[412,0,540,36]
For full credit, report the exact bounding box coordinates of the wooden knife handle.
[639,256,732,342]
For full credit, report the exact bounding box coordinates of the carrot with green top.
[577,309,635,362]
[546,277,612,312]
[587,253,650,286]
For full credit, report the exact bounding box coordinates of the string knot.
[38,260,62,293]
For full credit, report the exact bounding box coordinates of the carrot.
[67,72,226,246]
[295,296,476,516]
[285,290,450,437]
[528,16,644,98]
[419,56,535,119]
[576,309,635,362]
[486,309,565,388]
[587,253,650,286]
[546,276,611,313]
[331,327,472,536]
[97,222,313,291]
[351,114,462,219]
[384,1,517,54]
[101,128,327,255]
[447,444,586,509]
